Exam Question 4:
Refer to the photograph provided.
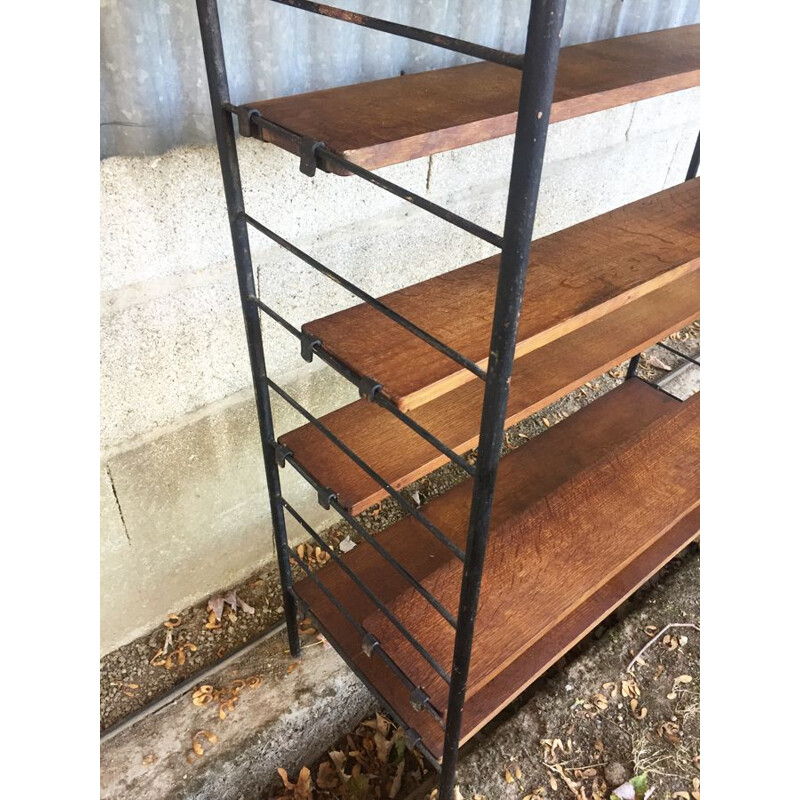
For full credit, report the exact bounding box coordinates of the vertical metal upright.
[437,1,567,797]
[196,0,300,657]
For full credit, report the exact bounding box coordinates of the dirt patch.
[101,324,699,736]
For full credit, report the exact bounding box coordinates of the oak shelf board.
[245,25,699,173]
[294,380,699,759]
[281,271,699,515]
[457,506,700,754]
[364,384,700,711]
[303,179,699,411]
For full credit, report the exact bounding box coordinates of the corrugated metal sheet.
[100,0,699,158]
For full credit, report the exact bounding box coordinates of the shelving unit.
[196,2,700,796]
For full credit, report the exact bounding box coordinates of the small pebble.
[605,762,627,787]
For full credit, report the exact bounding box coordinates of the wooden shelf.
[365,383,699,711]
[294,379,700,759]
[245,25,699,173]
[303,179,699,411]
[281,271,699,514]
[458,506,699,753]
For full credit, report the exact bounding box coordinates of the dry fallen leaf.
[663,634,679,651]
[316,761,338,790]
[277,767,293,790]
[295,766,313,800]
[239,598,255,615]
[649,355,672,371]
[204,609,222,630]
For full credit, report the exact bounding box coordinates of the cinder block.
[100,140,429,294]
[626,87,700,139]
[100,367,355,655]
[425,88,699,197]
[100,274,250,447]
[100,466,129,555]
[663,122,701,187]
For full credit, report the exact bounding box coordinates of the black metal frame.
[196,2,698,796]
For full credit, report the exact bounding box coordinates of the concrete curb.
[100,630,374,800]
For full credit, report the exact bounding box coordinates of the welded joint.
[289,586,309,614]
[235,106,261,138]
[358,376,382,402]
[409,686,430,712]
[404,728,422,750]
[361,633,379,657]
[300,332,321,363]
[317,485,336,510]
[273,441,293,468]
[299,137,326,177]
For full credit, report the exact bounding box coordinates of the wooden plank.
[298,507,699,761]
[304,179,699,411]
[246,26,699,173]
[281,271,699,514]
[294,382,699,759]
[457,507,700,752]
[295,381,685,667]
[364,388,700,712]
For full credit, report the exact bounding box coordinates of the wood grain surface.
[364,386,700,711]
[281,271,699,514]
[453,506,700,752]
[246,25,699,173]
[294,382,699,757]
[303,179,699,410]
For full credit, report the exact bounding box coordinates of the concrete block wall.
[100,87,700,655]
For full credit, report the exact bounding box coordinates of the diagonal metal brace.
[299,137,326,177]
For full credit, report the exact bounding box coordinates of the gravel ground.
[100,323,699,735]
